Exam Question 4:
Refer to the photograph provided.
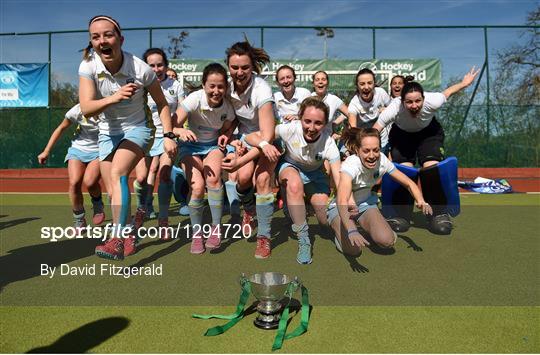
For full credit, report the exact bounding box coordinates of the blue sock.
[256,193,274,238]
[119,176,130,227]
[207,186,224,226]
[188,198,205,235]
[225,180,241,217]
[146,184,154,211]
[158,180,173,219]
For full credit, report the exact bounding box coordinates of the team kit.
[38,15,479,265]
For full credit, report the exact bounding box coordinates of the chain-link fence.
[1,25,538,168]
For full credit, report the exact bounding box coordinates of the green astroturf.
[0,193,539,353]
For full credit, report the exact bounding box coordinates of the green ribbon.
[272,284,310,351]
[192,278,251,336]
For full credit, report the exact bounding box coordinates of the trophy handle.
[239,273,249,287]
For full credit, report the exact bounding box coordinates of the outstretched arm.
[388,169,432,215]
[37,119,72,165]
[337,172,370,247]
[442,66,480,99]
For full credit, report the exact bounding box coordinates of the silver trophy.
[242,272,300,330]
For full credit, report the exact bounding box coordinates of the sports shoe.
[95,238,124,260]
[190,232,205,254]
[147,204,158,219]
[132,207,146,230]
[386,217,410,233]
[206,224,221,249]
[178,202,190,216]
[159,218,170,240]
[428,213,453,235]
[74,216,87,236]
[241,210,256,237]
[123,234,138,257]
[254,237,271,259]
[297,241,312,265]
[92,202,105,225]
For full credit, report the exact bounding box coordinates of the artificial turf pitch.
[1,193,539,353]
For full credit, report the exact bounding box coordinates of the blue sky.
[1,0,537,90]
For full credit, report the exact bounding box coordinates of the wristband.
[258,141,269,149]
[347,229,360,238]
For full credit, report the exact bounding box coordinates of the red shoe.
[92,212,105,226]
[123,235,138,257]
[190,232,205,254]
[95,238,124,260]
[241,211,256,237]
[254,237,271,259]
[159,218,170,240]
[206,225,221,250]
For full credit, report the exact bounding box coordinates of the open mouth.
[100,47,113,56]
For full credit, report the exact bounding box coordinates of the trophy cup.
[243,272,300,330]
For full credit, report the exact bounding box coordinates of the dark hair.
[341,127,380,153]
[275,65,296,82]
[391,74,414,84]
[354,68,376,95]
[226,38,270,74]
[298,96,330,124]
[143,48,169,68]
[401,81,424,101]
[83,15,122,61]
[202,63,228,85]
[312,70,329,82]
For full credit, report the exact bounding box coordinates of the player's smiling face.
[357,73,375,102]
[146,53,166,81]
[358,136,380,169]
[204,73,227,108]
[301,106,326,142]
[403,91,424,116]
[313,72,328,97]
[89,20,123,64]
[277,68,295,97]
[391,77,405,98]
[228,54,253,93]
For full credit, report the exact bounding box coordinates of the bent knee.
[376,231,397,249]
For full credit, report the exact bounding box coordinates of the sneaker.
[132,207,146,230]
[147,205,158,219]
[254,237,271,259]
[241,210,256,237]
[297,241,312,265]
[92,202,105,225]
[190,232,205,254]
[159,218,170,240]
[429,213,453,235]
[95,238,124,260]
[206,224,221,249]
[178,203,190,216]
[386,217,410,233]
[123,234,138,257]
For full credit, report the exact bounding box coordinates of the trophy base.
[254,317,280,330]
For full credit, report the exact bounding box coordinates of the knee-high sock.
[256,193,274,238]
[418,157,460,217]
[381,163,418,221]
[145,184,154,210]
[188,198,205,235]
[237,186,256,215]
[120,176,130,228]
[292,220,310,244]
[133,180,148,210]
[207,186,224,226]
[225,180,241,217]
[158,180,173,219]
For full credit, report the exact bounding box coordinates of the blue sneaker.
[178,202,189,216]
[296,240,312,264]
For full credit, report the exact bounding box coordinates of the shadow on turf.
[0,216,41,231]
[398,235,423,252]
[0,237,101,292]
[26,317,129,353]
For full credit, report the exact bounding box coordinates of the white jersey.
[147,77,184,137]
[273,87,311,123]
[376,92,447,133]
[228,75,274,135]
[341,154,395,204]
[65,104,99,153]
[276,120,340,172]
[348,87,391,146]
[78,51,156,135]
[180,89,235,143]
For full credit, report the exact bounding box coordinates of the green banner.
[169,58,441,92]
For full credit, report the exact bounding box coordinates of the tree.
[166,31,190,59]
